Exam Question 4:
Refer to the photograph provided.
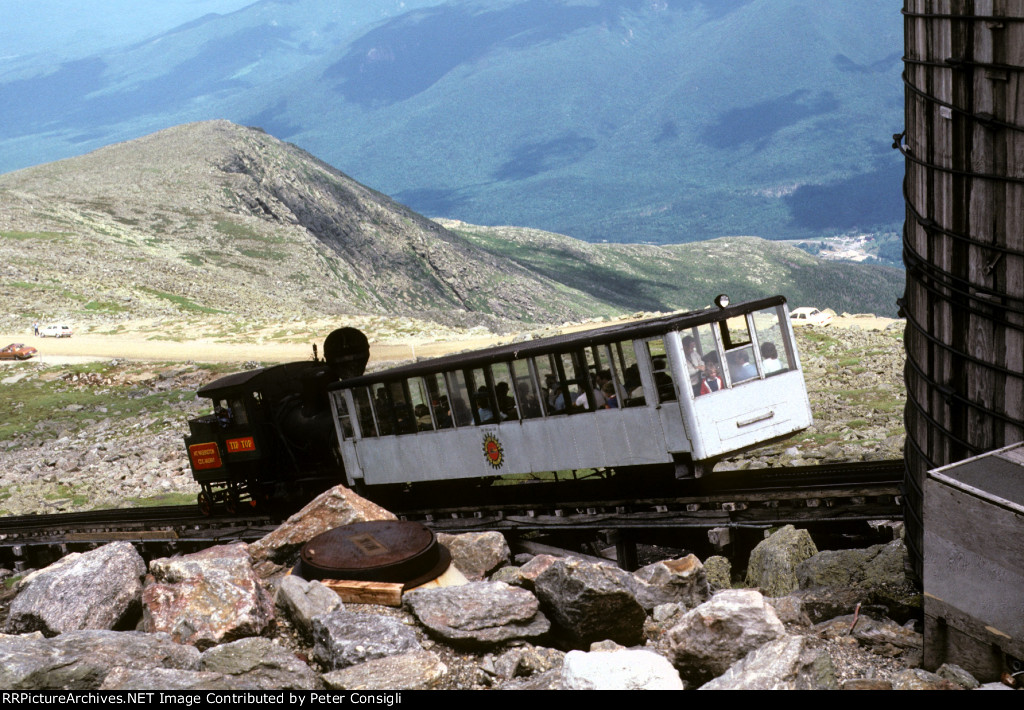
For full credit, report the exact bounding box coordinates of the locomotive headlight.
[714,294,730,309]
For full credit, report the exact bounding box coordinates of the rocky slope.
[0,121,903,338]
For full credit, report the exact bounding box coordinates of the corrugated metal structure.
[898,0,1024,576]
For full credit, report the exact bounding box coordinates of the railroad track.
[0,460,903,569]
[0,458,905,569]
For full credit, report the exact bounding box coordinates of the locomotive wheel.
[197,491,213,517]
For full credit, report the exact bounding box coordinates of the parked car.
[789,307,833,327]
[39,324,73,338]
[0,343,38,360]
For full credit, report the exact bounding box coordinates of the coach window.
[510,360,542,419]
[491,362,521,421]
[753,306,792,375]
[443,371,474,427]
[407,377,435,432]
[423,373,452,429]
[353,387,377,438]
[559,351,593,411]
[719,315,757,387]
[612,340,643,406]
[645,338,677,403]
[333,392,354,439]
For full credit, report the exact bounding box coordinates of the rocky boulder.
[311,609,421,671]
[437,531,510,581]
[5,541,146,636]
[562,649,685,690]
[532,557,646,647]
[142,543,275,649]
[274,575,342,643]
[667,589,787,685]
[630,554,710,611]
[404,581,550,647]
[745,525,818,597]
[248,485,396,569]
[796,539,920,621]
[322,649,449,690]
[698,634,837,690]
[0,630,199,689]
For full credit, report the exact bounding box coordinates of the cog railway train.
[184,295,813,514]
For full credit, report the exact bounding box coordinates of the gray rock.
[100,667,242,690]
[199,637,322,689]
[562,649,685,690]
[745,525,818,597]
[699,634,837,690]
[766,595,812,626]
[0,630,200,689]
[311,609,421,670]
[500,668,566,690]
[274,575,341,642]
[493,645,565,680]
[796,539,919,619]
[533,557,646,647]
[789,587,871,623]
[248,485,397,567]
[5,541,146,636]
[813,613,922,651]
[322,649,448,690]
[936,663,980,690]
[891,668,962,690]
[630,554,710,611]
[142,543,275,650]
[437,531,511,581]
[490,565,524,586]
[667,589,787,685]
[404,581,550,647]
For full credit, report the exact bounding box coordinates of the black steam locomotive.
[183,328,369,514]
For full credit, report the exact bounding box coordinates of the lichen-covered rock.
[142,543,274,650]
[248,485,396,567]
[5,541,146,636]
[533,558,646,647]
[322,650,448,690]
[796,539,920,620]
[745,525,818,597]
[563,649,685,690]
[437,532,510,581]
[274,575,342,642]
[699,635,837,690]
[703,556,732,592]
[404,581,549,647]
[631,555,710,611]
[0,630,200,689]
[667,589,786,685]
[311,609,421,671]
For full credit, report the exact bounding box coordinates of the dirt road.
[1,314,901,366]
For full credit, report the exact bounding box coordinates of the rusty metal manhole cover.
[296,520,450,589]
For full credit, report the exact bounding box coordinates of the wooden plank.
[320,579,404,607]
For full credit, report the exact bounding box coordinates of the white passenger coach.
[327,295,812,490]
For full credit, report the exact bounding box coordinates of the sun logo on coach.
[482,433,504,469]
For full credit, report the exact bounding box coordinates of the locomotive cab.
[184,328,370,515]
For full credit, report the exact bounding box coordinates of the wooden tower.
[900,0,1024,576]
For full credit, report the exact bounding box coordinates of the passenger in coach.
[683,336,705,396]
[761,342,784,373]
[700,356,723,394]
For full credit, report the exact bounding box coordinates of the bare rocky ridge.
[0,120,902,338]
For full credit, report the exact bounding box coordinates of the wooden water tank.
[900,0,1024,577]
